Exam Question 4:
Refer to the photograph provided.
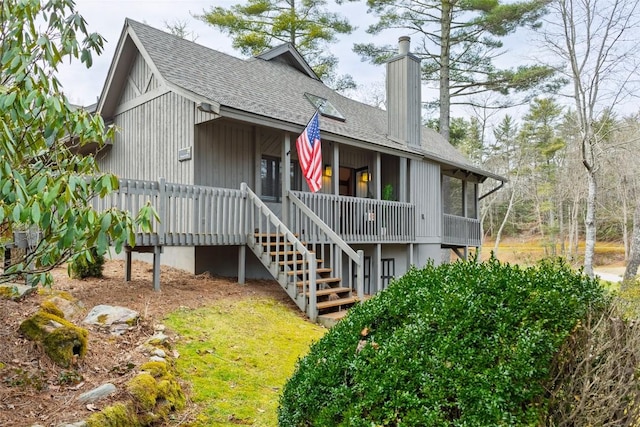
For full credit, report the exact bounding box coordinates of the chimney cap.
[398,36,411,55]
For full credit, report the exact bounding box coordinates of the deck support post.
[332,143,339,195]
[356,249,364,300]
[452,247,467,260]
[399,158,408,202]
[408,243,414,269]
[374,243,382,293]
[238,245,246,284]
[282,132,291,225]
[308,252,317,322]
[153,245,161,291]
[374,152,381,199]
[125,247,132,282]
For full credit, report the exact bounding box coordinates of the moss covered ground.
[164,298,325,426]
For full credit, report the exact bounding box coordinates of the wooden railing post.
[238,182,248,284]
[158,177,166,245]
[240,182,248,234]
[356,249,364,300]
[308,252,317,322]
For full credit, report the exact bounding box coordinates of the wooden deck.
[93,178,479,321]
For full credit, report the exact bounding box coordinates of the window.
[261,156,280,201]
[261,156,303,201]
[442,175,463,216]
[304,93,345,121]
[466,183,477,219]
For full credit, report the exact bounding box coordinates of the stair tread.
[262,242,307,247]
[270,250,315,256]
[306,287,352,297]
[317,296,359,310]
[318,311,349,321]
[296,277,341,286]
[278,259,323,266]
[287,268,333,276]
[254,233,299,240]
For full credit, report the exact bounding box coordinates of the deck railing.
[289,191,415,243]
[243,184,320,318]
[92,178,247,246]
[288,191,364,301]
[442,214,481,247]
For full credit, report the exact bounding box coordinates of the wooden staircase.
[248,233,358,322]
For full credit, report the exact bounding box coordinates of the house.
[92,19,504,323]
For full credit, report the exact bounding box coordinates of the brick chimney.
[386,36,421,148]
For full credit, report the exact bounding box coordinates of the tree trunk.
[439,0,452,141]
[493,185,516,256]
[583,170,597,277]
[622,189,629,260]
[623,199,640,286]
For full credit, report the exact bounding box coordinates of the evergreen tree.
[198,0,355,90]
[353,0,559,140]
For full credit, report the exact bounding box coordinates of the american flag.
[296,111,322,193]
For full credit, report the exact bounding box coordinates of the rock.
[83,305,139,335]
[153,324,166,332]
[0,283,36,301]
[145,332,168,346]
[78,383,117,403]
[47,295,84,319]
[151,348,166,358]
[56,422,87,427]
[150,355,166,363]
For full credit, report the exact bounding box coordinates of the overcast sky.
[57,0,388,107]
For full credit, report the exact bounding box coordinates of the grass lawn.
[481,237,626,268]
[164,298,326,426]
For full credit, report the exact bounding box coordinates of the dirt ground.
[0,260,296,427]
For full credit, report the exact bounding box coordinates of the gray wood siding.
[410,160,441,241]
[118,52,156,105]
[194,120,254,188]
[386,54,421,147]
[98,92,195,184]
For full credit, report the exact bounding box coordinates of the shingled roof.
[98,19,502,182]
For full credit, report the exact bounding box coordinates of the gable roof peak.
[255,43,319,80]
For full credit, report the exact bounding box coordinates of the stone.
[0,283,36,301]
[145,332,168,346]
[150,356,166,363]
[78,383,117,403]
[47,296,84,319]
[56,422,87,427]
[83,305,139,335]
[151,348,166,358]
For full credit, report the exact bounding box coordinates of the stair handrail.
[288,191,364,300]
[242,183,318,319]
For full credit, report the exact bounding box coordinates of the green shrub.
[279,258,607,427]
[70,247,105,279]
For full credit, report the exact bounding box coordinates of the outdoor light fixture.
[324,165,332,177]
[361,171,371,182]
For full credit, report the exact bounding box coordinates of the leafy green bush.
[70,248,105,279]
[279,258,607,427]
